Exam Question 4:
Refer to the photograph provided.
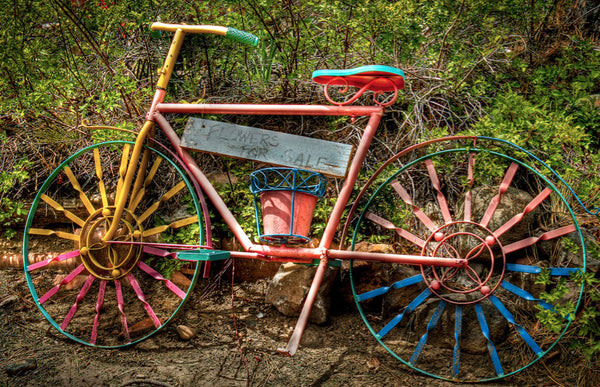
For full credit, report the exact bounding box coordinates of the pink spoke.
[28,250,80,271]
[38,264,86,304]
[126,273,162,328]
[503,224,577,255]
[366,212,426,248]
[480,163,519,227]
[391,180,438,232]
[90,280,107,345]
[60,275,95,330]
[464,153,475,221]
[137,261,187,299]
[425,159,453,224]
[142,246,177,258]
[115,279,130,342]
[493,188,552,238]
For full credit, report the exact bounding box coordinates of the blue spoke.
[410,301,446,366]
[377,288,431,339]
[489,295,543,356]
[506,263,582,276]
[501,280,555,311]
[452,305,463,379]
[357,274,423,302]
[475,303,504,377]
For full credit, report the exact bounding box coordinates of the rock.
[351,242,395,254]
[176,325,197,340]
[231,258,281,282]
[4,359,37,376]
[0,295,19,308]
[365,357,381,371]
[170,271,191,287]
[265,262,338,324]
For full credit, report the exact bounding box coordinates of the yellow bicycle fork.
[101,27,187,241]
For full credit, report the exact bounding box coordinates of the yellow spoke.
[40,194,85,227]
[128,156,163,214]
[137,181,187,223]
[64,167,96,215]
[142,215,198,238]
[29,228,80,242]
[93,148,109,208]
[115,143,131,203]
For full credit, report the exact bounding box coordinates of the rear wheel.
[347,136,586,381]
[23,140,207,348]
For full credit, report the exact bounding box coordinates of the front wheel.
[346,136,586,382]
[23,140,208,348]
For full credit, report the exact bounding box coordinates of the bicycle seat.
[312,65,405,92]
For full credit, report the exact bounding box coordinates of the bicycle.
[22,22,595,382]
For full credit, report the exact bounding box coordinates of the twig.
[436,0,466,69]
[119,379,175,387]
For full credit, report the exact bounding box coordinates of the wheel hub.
[79,207,143,280]
[421,221,505,304]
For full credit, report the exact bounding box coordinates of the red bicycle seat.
[312,65,405,92]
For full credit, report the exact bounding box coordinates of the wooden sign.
[181,117,353,177]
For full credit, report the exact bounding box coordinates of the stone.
[265,262,338,324]
[4,359,37,376]
[231,258,281,282]
[170,271,191,288]
[176,324,197,340]
[457,186,537,249]
[0,295,19,308]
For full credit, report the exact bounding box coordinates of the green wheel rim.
[23,141,204,348]
[349,140,585,382]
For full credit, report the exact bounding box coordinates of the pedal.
[176,249,231,261]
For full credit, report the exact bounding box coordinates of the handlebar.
[150,22,259,46]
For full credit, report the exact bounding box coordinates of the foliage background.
[1,0,600,374]
[2,0,600,212]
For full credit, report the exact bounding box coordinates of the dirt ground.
[1,257,598,387]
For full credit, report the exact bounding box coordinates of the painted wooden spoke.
[137,180,188,224]
[492,188,552,239]
[365,211,426,248]
[425,159,453,224]
[90,280,107,345]
[114,143,131,203]
[63,166,96,215]
[463,152,475,222]
[479,163,519,228]
[390,180,438,233]
[93,148,109,209]
[127,155,163,215]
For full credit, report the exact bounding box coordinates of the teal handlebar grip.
[226,27,259,46]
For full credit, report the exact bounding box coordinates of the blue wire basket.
[250,168,327,245]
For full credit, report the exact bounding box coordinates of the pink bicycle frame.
[145,97,466,356]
